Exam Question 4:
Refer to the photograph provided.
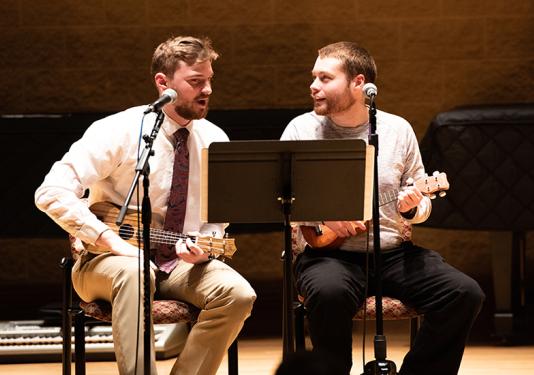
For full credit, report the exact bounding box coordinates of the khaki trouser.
[73,253,256,375]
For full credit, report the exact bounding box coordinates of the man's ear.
[154,73,168,92]
[352,74,366,90]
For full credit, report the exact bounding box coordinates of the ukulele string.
[113,223,226,250]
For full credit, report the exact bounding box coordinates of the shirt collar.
[161,111,194,141]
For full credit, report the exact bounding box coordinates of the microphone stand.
[117,110,165,375]
[280,152,295,358]
[363,98,397,375]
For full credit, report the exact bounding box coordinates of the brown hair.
[151,36,219,77]
[318,41,377,83]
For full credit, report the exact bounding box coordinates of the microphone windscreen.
[362,83,378,98]
[162,88,178,102]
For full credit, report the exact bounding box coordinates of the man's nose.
[202,81,212,95]
[310,77,320,93]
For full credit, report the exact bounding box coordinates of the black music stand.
[201,139,374,358]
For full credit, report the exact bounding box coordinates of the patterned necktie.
[155,128,189,273]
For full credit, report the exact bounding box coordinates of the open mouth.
[196,98,209,106]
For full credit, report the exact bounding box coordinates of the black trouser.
[294,243,485,375]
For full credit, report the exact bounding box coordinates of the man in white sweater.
[281,42,484,375]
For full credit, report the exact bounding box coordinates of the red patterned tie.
[155,128,189,273]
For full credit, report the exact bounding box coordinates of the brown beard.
[313,85,355,116]
[173,97,210,120]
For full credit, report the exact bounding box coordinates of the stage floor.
[1,324,533,375]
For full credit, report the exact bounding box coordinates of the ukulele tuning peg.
[433,171,440,177]
[439,191,447,198]
[429,193,436,199]
[424,173,429,178]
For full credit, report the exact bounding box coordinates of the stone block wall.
[1,0,533,135]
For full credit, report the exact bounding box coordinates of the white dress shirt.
[35,105,228,246]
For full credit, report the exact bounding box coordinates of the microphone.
[143,88,178,114]
[363,83,378,98]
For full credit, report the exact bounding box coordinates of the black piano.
[420,103,534,343]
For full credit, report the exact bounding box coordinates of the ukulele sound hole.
[118,224,134,240]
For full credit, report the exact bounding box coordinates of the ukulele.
[82,201,237,259]
[300,172,449,249]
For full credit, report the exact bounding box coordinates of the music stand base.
[362,360,397,375]
[362,335,397,375]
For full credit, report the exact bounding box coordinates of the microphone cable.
[361,224,371,371]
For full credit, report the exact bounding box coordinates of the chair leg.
[74,309,86,375]
[294,302,306,351]
[228,339,238,375]
[61,257,73,375]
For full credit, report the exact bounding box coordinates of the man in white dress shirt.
[35,35,256,375]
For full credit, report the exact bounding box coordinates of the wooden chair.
[60,246,238,375]
[294,295,421,351]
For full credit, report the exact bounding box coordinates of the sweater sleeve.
[400,125,432,224]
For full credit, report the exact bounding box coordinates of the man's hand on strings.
[323,221,367,238]
[176,238,210,264]
[95,229,158,270]
[397,184,424,213]
[96,229,140,257]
